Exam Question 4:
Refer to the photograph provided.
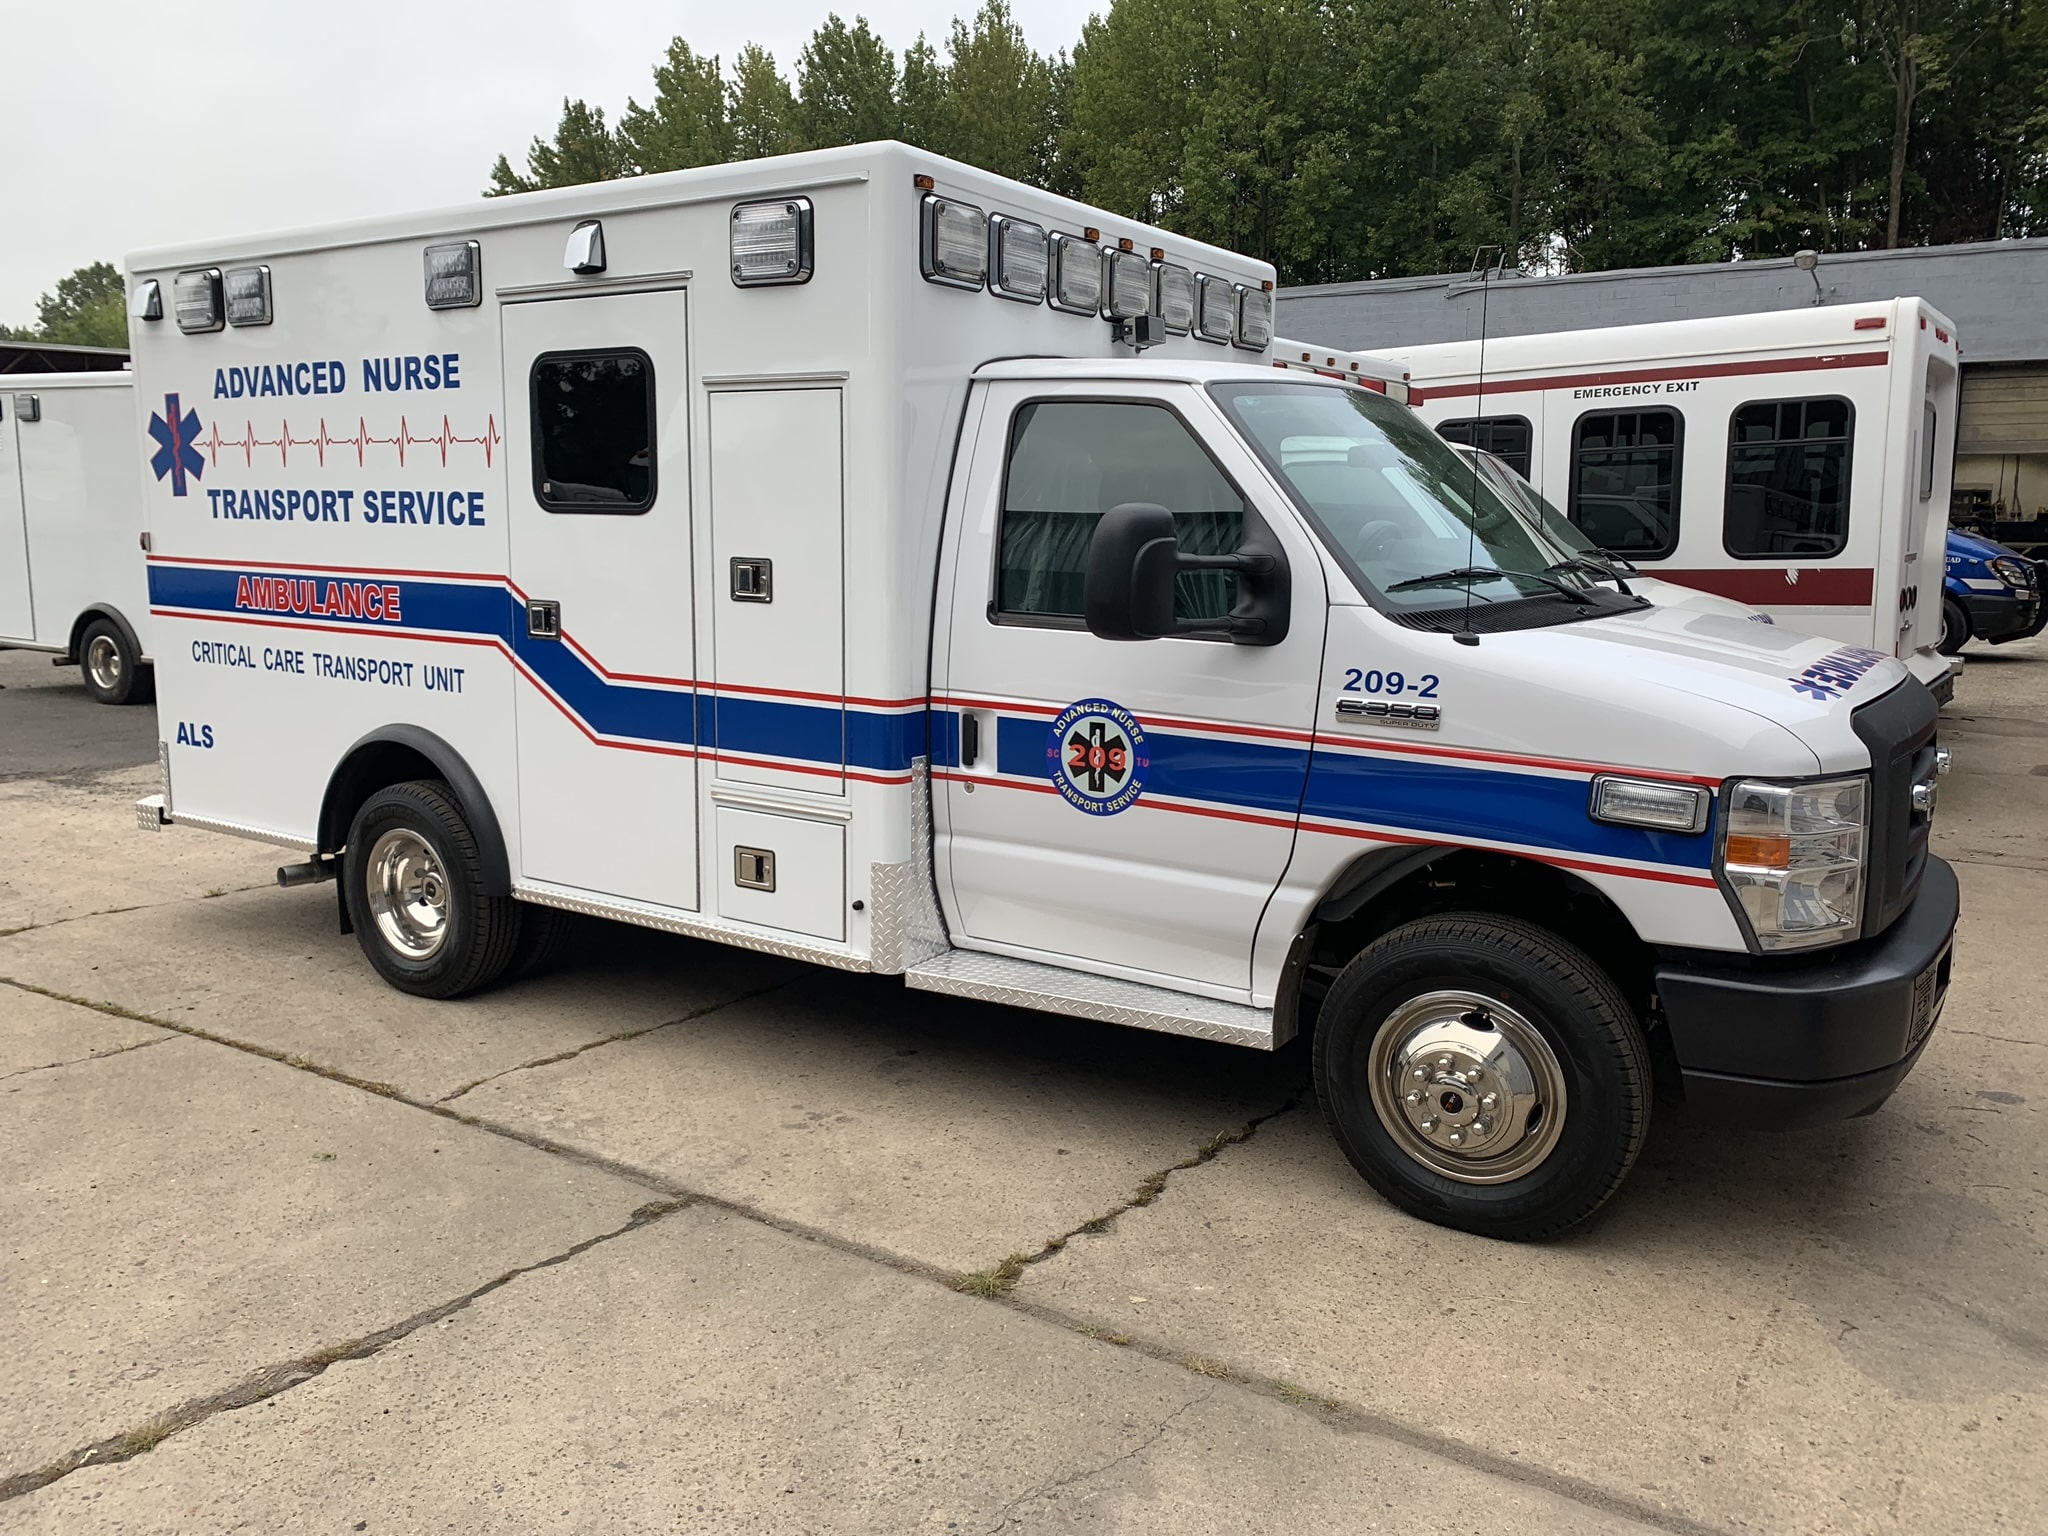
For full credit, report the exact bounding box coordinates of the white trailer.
[0,372,155,702]
[1359,303,1959,701]
[126,144,1957,1238]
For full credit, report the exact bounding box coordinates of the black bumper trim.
[1962,590,2041,644]
[1654,857,1957,1118]
[1678,1033,1933,1130]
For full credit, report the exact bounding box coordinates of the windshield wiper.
[1545,556,1634,596]
[1386,566,1589,602]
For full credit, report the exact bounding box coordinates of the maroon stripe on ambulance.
[1653,567,1876,607]
[1405,348,1889,404]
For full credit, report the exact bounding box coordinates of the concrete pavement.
[2,641,2042,1532]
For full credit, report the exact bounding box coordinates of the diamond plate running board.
[903,949,1278,1050]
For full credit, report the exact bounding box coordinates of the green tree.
[729,45,804,159]
[898,34,948,150]
[486,99,629,194]
[796,15,902,147]
[942,0,1059,183]
[620,40,732,173]
[0,261,128,348]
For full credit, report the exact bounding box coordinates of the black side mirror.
[1082,502,1291,646]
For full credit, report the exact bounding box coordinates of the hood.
[1630,575,1770,623]
[1947,529,2020,564]
[1467,601,1910,773]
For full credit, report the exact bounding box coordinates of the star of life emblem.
[1046,697,1149,815]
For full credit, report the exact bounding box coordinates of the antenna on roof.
[1458,246,1505,642]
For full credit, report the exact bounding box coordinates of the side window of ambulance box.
[530,349,656,514]
[1435,416,1533,479]
[1723,397,1853,560]
[1569,409,1682,559]
[995,399,1245,627]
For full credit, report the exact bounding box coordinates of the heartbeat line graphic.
[200,416,504,470]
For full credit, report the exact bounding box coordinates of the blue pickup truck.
[1943,531,2045,654]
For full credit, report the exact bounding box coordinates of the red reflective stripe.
[1655,567,1876,607]
[1406,349,1889,404]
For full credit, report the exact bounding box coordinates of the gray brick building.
[1278,239,2048,543]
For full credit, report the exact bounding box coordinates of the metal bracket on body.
[868,758,951,974]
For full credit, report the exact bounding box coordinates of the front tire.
[343,780,519,999]
[1938,596,1969,656]
[1313,913,1650,1240]
[79,618,151,705]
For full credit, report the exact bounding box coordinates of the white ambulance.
[1357,305,1959,702]
[126,144,1957,1238]
[0,372,156,703]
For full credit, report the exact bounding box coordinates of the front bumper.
[1653,857,1958,1128]
[1962,588,2043,644]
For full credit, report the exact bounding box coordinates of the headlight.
[1989,556,2033,590]
[1718,775,1867,951]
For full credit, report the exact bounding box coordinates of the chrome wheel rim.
[366,828,450,961]
[1367,990,1568,1185]
[86,634,123,691]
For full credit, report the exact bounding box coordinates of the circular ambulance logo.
[1047,698,1149,816]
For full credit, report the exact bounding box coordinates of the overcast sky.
[0,0,1102,323]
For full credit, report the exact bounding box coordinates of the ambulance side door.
[933,379,1327,997]
[0,397,31,642]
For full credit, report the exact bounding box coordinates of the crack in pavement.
[0,1198,690,1503]
[0,883,274,941]
[434,980,791,1103]
[0,1032,176,1081]
[0,977,1737,1536]
[981,1388,1213,1533]
[951,1092,1307,1298]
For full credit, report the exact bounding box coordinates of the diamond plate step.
[903,948,1277,1050]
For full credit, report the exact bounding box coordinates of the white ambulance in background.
[1361,304,1959,702]
[0,373,155,703]
[1276,336,1774,625]
[127,143,1957,1239]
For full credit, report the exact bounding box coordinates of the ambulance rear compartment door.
[501,288,700,910]
[0,398,32,642]
[706,385,845,791]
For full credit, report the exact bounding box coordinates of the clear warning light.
[731,198,814,287]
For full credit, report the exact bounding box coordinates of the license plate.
[1908,942,1950,1046]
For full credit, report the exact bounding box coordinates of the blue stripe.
[1303,750,1714,868]
[152,564,1715,868]
[148,565,925,775]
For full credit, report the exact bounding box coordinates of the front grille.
[1851,678,1939,939]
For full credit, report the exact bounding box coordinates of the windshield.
[1210,381,1630,621]
[1457,447,1598,557]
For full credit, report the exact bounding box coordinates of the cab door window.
[997,400,1244,625]
[1570,408,1683,558]
[1724,397,1853,558]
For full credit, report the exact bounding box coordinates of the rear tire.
[79,618,151,705]
[507,902,582,981]
[1938,597,1969,656]
[343,780,519,999]
[1312,913,1650,1240]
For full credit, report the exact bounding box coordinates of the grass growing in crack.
[1182,1355,1235,1380]
[109,1414,181,1457]
[1274,1380,1313,1405]
[1077,1323,1132,1346]
[202,887,227,899]
[953,1252,1031,1298]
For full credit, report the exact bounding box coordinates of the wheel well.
[1299,848,1656,1033]
[69,606,143,665]
[317,727,510,897]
